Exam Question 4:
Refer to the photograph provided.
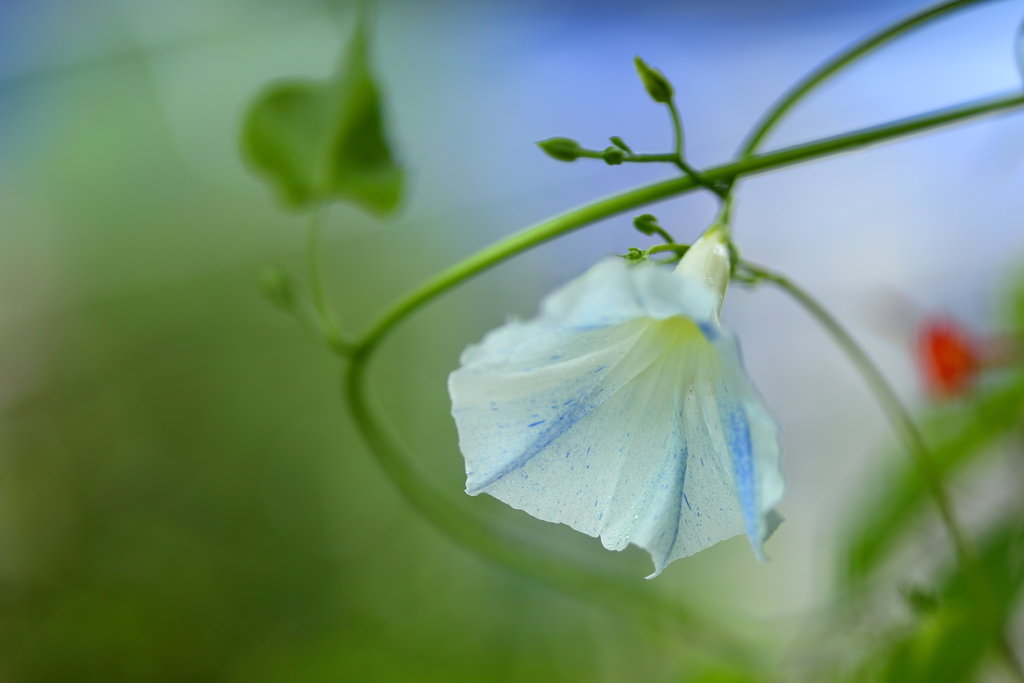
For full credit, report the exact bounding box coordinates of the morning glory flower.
[448,228,784,577]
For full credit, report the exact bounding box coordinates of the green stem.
[626,153,680,163]
[649,227,677,245]
[737,0,998,157]
[342,353,757,663]
[648,243,690,256]
[739,262,975,569]
[669,99,685,158]
[354,89,1024,354]
[668,99,728,199]
[580,150,684,164]
[576,149,677,163]
[307,208,354,355]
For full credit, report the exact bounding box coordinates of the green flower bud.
[260,266,297,311]
[633,213,661,235]
[609,136,633,154]
[601,146,625,165]
[634,56,674,104]
[621,247,649,263]
[537,137,583,162]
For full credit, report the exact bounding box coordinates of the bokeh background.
[1,0,1023,680]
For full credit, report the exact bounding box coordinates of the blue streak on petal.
[697,322,718,341]
[468,398,591,492]
[465,325,671,494]
[722,397,761,558]
[655,442,688,569]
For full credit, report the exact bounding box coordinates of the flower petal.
[449,258,784,576]
[706,328,785,558]
[537,257,719,327]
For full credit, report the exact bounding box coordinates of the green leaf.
[841,375,1024,585]
[243,82,332,209]
[609,136,633,154]
[241,10,403,216]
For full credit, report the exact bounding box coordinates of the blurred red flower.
[917,318,980,397]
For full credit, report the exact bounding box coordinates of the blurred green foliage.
[0,212,687,683]
[842,375,1024,585]
[3,2,1024,681]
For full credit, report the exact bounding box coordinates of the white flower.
[448,229,784,577]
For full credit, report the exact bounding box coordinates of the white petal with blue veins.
[449,258,784,576]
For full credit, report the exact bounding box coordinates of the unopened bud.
[622,247,648,263]
[633,214,661,236]
[260,266,297,310]
[634,56,674,104]
[602,146,625,165]
[537,137,582,162]
[675,226,730,316]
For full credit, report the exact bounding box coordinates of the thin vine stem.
[667,99,728,199]
[738,262,974,567]
[623,153,678,163]
[737,0,998,158]
[648,243,689,256]
[307,208,354,355]
[353,89,1024,355]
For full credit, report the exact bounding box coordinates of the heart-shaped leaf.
[242,11,403,216]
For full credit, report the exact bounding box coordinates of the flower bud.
[622,247,648,263]
[537,137,583,162]
[634,56,674,104]
[633,214,661,236]
[601,146,625,165]
[675,227,730,316]
[260,266,297,310]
